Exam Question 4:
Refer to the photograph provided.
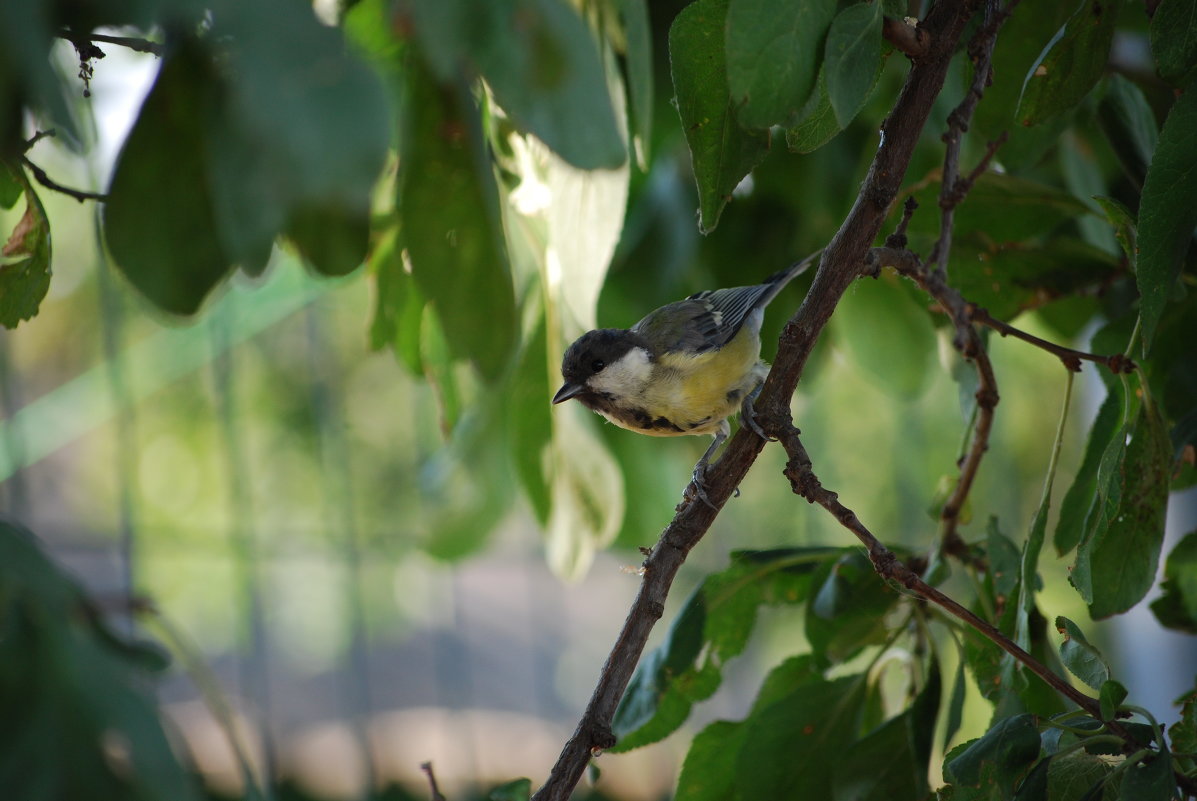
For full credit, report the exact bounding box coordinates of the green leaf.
[488,778,531,801]
[0,523,199,801]
[1096,75,1159,190]
[945,714,1041,797]
[834,661,941,801]
[1054,616,1110,690]
[1099,679,1127,722]
[1118,751,1174,801]
[806,549,899,665]
[784,67,842,154]
[825,1,883,128]
[1016,0,1116,126]
[1092,195,1137,266]
[0,168,51,329]
[944,656,968,750]
[833,273,936,400]
[612,548,830,750]
[1136,85,1197,354]
[675,720,748,801]
[613,0,653,169]
[1074,398,1172,618]
[104,39,233,315]
[400,56,517,380]
[410,0,625,170]
[1151,0,1197,86]
[508,319,552,525]
[1056,392,1122,555]
[1046,751,1113,801]
[285,202,370,277]
[1170,688,1197,760]
[725,0,834,129]
[736,674,864,799]
[670,0,771,233]
[0,160,21,209]
[368,226,425,375]
[971,0,1077,140]
[1149,530,1197,633]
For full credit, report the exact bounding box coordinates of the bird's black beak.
[552,382,584,404]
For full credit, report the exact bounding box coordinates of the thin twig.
[531,3,985,799]
[57,29,165,57]
[20,156,109,203]
[969,305,1137,374]
[420,762,447,801]
[23,129,56,151]
[775,425,1136,731]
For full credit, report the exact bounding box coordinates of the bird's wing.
[632,284,773,354]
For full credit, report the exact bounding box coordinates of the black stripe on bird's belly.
[586,393,685,433]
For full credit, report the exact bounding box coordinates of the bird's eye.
[591,359,606,372]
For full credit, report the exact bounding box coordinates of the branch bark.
[530,3,984,799]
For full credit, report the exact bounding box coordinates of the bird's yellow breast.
[625,325,766,437]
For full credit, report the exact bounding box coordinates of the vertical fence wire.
[0,332,29,521]
[210,295,278,795]
[304,302,379,796]
[95,214,140,630]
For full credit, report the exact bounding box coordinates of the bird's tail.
[757,248,823,308]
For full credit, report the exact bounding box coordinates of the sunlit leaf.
[805,549,898,665]
[670,0,770,233]
[612,0,653,169]
[675,720,747,801]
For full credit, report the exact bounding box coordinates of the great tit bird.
[551,253,817,504]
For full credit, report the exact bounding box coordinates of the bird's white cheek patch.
[589,347,653,396]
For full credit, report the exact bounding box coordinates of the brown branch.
[57,29,165,57]
[20,156,108,203]
[777,427,1106,717]
[883,16,931,60]
[420,762,447,801]
[969,305,1137,374]
[530,3,985,800]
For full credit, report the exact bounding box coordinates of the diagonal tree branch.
[530,2,985,799]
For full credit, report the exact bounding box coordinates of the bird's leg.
[740,383,773,441]
[686,423,728,509]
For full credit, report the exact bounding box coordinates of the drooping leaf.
[1045,750,1114,801]
[1016,0,1116,126]
[104,38,233,315]
[1149,530,1197,633]
[1092,195,1137,266]
[725,0,834,129]
[1056,392,1122,555]
[1054,616,1110,691]
[1151,0,1197,87]
[400,55,517,380]
[0,167,51,329]
[410,0,625,170]
[1073,398,1171,618]
[508,318,553,525]
[824,0,883,128]
[1136,85,1197,354]
[670,0,771,233]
